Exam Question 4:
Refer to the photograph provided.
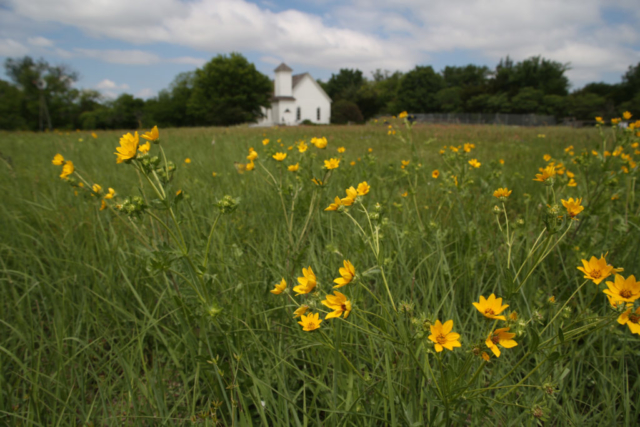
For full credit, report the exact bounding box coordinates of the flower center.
[341,304,347,311]
[436,334,447,345]
[590,269,601,279]
[484,308,495,316]
[620,289,632,299]
[491,335,500,345]
[629,314,639,324]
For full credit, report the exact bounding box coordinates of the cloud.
[136,88,155,98]
[0,38,29,56]
[169,56,207,66]
[95,79,129,90]
[75,48,161,65]
[27,36,54,47]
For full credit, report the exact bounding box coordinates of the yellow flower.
[277,139,281,143]
[312,137,328,149]
[138,141,151,154]
[561,197,584,219]
[60,160,74,179]
[141,125,159,142]
[538,134,546,138]
[428,320,461,352]
[288,163,299,172]
[398,111,408,119]
[566,170,575,178]
[595,116,604,124]
[603,274,640,305]
[212,172,217,177]
[357,181,370,196]
[368,148,373,153]
[293,267,317,295]
[273,152,287,161]
[78,138,84,142]
[508,311,518,321]
[548,296,556,304]
[533,165,556,182]
[100,199,107,211]
[401,160,410,168]
[325,196,342,211]
[92,184,102,194]
[468,159,481,168]
[350,161,356,166]
[499,159,504,165]
[493,188,512,199]
[324,158,340,169]
[298,142,308,153]
[288,146,293,150]
[337,147,346,153]
[321,291,352,319]
[401,191,408,197]
[592,150,599,156]
[473,294,509,320]
[568,178,577,187]
[432,170,439,179]
[184,158,191,164]
[298,312,322,331]
[486,327,517,357]
[463,143,475,152]
[333,260,355,288]
[246,161,255,171]
[604,151,611,157]
[114,132,139,163]
[481,352,491,361]
[293,305,309,318]
[270,278,287,295]
[312,177,323,186]
[104,188,116,199]
[262,138,270,145]
[618,306,640,335]
[247,150,258,161]
[623,111,632,120]
[91,132,98,139]
[450,146,459,153]
[543,154,552,162]
[564,145,574,153]
[612,118,621,124]
[52,153,65,165]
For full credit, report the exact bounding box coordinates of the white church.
[256,63,332,126]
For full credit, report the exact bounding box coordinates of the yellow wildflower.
[473,294,509,321]
[246,161,255,171]
[568,179,577,187]
[561,197,584,219]
[325,196,342,211]
[321,291,352,319]
[486,327,517,357]
[428,320,461,352]
[298,312,322,331]
[298,142,308,153]
[92,184,102,194]
[273,152,287,161]
[337,147,346,153]
[618,307,640,335]
[312,137,328,149]
[401,191,408,197]
[493,188,512,199]
[324,158,340,170]
[603,274,640,305]
[104,188,116,199]
[184,158,191,164]
[595,116,604,124]
[533,165,556,182]
[138,141,151,154]
[508,311,518,321]
[100,200,107,211]
[543,154,552,162]
[91,132,98,139]
[247,149,258,161]
[293,267,317,295]
[499,159,504,165]
[293,305,309,318]
[60,161,74,179]
[398,111,408,119]
[350,161,356,166]
[52,153,65,165]
[270,278,287,295]
[481,352,491,361]
[341,187,358,206]
[401,160,410,168]
[357,181,370,196]
[463,143,475,153]
[141,125,159,142]
[623,111,632,120]
[333,260,355,288]
[288,163,299,172]
[262,138,270,145]
[432,170,439,179]
[468,159,481,168]
[114,132,139,163]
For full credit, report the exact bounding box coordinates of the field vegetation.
[1,118,640,425]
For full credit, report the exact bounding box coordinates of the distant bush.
[331,100,364,124]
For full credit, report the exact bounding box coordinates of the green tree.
[188,53,271,126]
[331,100,364,124]
[568,93,606,120]
[435,87,463,112]
[0,80,27,130]
[511,87,544,113]
[396,66,444,113]
[323,69,365,102]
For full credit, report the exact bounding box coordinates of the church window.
[317,107,321,121]
[296,107,301,121]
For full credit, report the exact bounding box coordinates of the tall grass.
[0,122,638,425]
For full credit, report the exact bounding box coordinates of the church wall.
[292,76,331,125]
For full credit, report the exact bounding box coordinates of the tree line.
[1,53,638,131]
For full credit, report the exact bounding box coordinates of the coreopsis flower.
[401,191,408,197]
[428,320,461,352]
[212,172,217,177]
[603,274,640,305]
[293,305,309,318]
[321,291,352,319]
[468,159,481,168]
[91,132,98,139]
[398,111,408,119]
[577,254,620,285]
[114,132,139,163]
[52,153,65,165]
[350,161,356,166]
[618,306,640,335]
[100,200,107,211]
[493,188,512,200]
[337,147,346,153]
[184,158,191,164]
[247,149,258,161]
[561,197,584,219]
[473,294,509,320]
[508,311,518,321]
[246,161,255,171]
[324,158,340,169]
[262,138,270,145]
[138,141,151,154]
[623,111,632,120]
[463,143,475,152]
[543,154,552,162]
[595,116,604,124]
[538,134,546,138]
[401,160,410,168]
[564,145,574,153]
[273,152,287,161]
[325,196,342,211]
[333,260,355,288]
[92,184,102,194]
[288,146,293,150]
[533,165,555,182]
[311,177,323,186]
[298,312,322,331]
[449,146,459,152]
[432,170,439,179]
[270,278,287,295]
[60,161,74,179]
[312,137,328,149]
[104,188,116,199]
[499,159,505,165]
[293,267,317,295]
[486,327,517,357]
[341,186,358,206]
[357,182,370,196]
[288,163,299,172]
[612,118,621,125]
[141,125,159,142]
[298,142,308,153]
[481,352,491,361]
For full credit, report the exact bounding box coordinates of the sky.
[1,0,638,100]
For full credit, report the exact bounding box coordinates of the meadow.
[1,118,639,426]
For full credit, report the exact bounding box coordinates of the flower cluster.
[325,182,370,211]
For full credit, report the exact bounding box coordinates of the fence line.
[410,113,556,126]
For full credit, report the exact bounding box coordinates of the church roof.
[274,63,293,72]
[292,73,306,88]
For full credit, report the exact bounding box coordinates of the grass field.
[1,120,639,426]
